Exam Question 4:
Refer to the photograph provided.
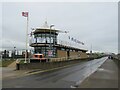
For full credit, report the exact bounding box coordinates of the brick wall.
[57,50,88,59]
[69,51,79,57]
[79,52,88,59]
[57,50,67,58]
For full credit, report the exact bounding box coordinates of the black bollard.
[16,63,20,70]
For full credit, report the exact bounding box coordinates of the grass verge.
[0,59,15,67]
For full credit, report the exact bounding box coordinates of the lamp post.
[90,44,92,59]
[6,40,16,59]
[49,25,54,57]
[13,46,16,60]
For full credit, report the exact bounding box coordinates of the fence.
[0,49,33,59]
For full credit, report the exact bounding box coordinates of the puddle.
[98,68,113,73]
[98,68,104,71]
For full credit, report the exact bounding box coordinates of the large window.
[34,47,57,57]
[33,33,57,44]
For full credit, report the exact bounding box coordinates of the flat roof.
[33,28,68,34]
[33,28,62,33]
[30,43,88,52]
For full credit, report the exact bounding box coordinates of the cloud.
[2,2,118,53]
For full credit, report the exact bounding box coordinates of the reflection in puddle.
[98,68,104,71]
[98,68,114,73]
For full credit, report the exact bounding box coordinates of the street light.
[49,25,55,57]
[13,46,16,60]
[90,44,92,59]
[5,40,16,59]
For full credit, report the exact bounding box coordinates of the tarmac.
[2,67,30,79]
[78,58,119,88]
[1,58,119,88]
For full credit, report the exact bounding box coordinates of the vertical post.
[24,15,28,63]
[49,25,54,57]
[50,26,51,50]
[45,30,46,57]
[14,47,16,60]
[90,44,92,59]
[54,30,55,57]
[50,26,51,58]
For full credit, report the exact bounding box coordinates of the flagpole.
[24,13,28,63]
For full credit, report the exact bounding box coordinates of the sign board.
[48,50,53,56]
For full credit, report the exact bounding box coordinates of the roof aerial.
[42,21,49,29]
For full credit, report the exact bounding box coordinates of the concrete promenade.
[1,57,119,88]
[79,58,118,88]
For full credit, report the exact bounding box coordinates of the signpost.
[48,50,53,57]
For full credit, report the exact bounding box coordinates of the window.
[40,55,42,58]
[34,55,38,58]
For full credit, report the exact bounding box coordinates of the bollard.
[16,63,20,70]
[16,59,20,70]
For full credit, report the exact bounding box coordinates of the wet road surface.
[3,57,108,88]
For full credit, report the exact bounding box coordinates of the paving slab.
[79,59,118,88]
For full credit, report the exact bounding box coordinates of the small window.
[34,55,38,58]
[40,55,42,58]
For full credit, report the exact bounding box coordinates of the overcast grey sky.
[2,2,118,53]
